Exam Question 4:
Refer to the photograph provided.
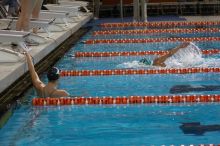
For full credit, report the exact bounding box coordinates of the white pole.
[94,0,100,19]
[140,0,147,22]
[120,0,123,21]
[133,0,140,22]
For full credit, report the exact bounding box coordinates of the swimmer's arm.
[153,51,175,66]
[25,52,45,90]
[169,42,190,56]
[153,56,167,67]
[160,43,190,60]
[153,43,190,67]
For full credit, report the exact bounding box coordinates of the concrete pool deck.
[0,13,93,94]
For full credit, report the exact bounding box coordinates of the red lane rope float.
[93,28,220,36]
[32,94,220,106]
[85,37,220,44]
[75,49,220,57]
[60,68,220,77]
[100,21,220,28]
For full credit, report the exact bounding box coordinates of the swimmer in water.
[139,42,190,67]
[25,52,69,97]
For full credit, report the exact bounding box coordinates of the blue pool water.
[2,102,220,145]
[60,73,220,97]
[93,33,220,40]
[58,54,220,70]
[73,41,220,52]
[100,25,220,30]
[1,24,220,145]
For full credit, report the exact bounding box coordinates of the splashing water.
[117,60,149,69]
[165,42,204,68]
[117,42,220,69]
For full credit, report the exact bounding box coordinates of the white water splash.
[117,60,148,69]
[165,42,204,68]
[197,58,220,68]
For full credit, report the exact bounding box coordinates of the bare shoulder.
[35,84,45,92]
[54,90,69,97]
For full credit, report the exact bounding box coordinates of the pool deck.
[0,15,219,94]
[0,13,93,94]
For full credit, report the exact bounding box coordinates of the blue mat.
[85,16,186,27]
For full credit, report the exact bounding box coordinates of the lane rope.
[75,49,220,57]
[32,94,220,106]
[100,21,220,28]
[60,68,220,76]
[85,37,220,44]
[93,28,220,36]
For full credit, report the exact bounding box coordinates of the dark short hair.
[47,67,60,82]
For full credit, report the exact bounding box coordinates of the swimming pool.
[1,21,220,145]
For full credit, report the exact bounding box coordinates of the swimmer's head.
[139,58,152,66]
[47,67,60,82]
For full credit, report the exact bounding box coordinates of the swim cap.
[47,67,60,82]
[139,58,152,65]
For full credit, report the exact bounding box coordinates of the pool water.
[2,103,220,146]
[1,23,220,145]
[60,73,220,97]
[73,41,220,52]
[57,54,220,70]
[93,32,220,40]
[100,25,220,31]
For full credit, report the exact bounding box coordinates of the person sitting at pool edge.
[25,52,69,97]
[139,42,190,67]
